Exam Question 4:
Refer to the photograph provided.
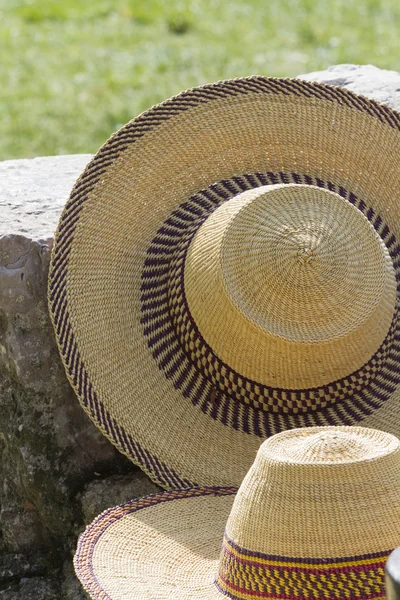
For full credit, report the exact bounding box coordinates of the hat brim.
[74,487,237,600]
[49,77,400,488]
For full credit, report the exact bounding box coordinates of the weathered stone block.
[298,63,400,110]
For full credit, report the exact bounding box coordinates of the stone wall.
[0,156,161,599]
[1,65,399,599]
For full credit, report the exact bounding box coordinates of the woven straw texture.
[74,426,400,600]
[48,76,400,488]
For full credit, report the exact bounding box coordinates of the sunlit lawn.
[1,0,400,159]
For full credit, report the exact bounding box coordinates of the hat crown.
[217,426,400,599]
[225,426,400,558]
[185,184,397,391]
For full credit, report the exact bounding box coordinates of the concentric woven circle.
[74,426,400,600]
[49,76,400,488]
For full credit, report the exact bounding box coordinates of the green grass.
[1,0,400,160]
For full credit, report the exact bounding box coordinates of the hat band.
[216,534,389,600]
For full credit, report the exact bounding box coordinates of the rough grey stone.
[0,577,59,599]
[298,64,400,110]
[0,155,92,239]
[0,230,133,551]
[61,560,90,600]
[0,154,145,597]
[0,553,44,582]
[80,471,161,525]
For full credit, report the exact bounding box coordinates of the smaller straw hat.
[74,426,400,600]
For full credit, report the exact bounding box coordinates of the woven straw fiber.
[74,426,400,600]
[49,76,400,488]
[185,184,395,388]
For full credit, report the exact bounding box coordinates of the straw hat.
[74,425,400,600]
[48,76,400,488]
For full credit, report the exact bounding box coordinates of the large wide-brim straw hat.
[49,76,400,489]
[74,426,400,600]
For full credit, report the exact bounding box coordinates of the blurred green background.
[1,0,399,160]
